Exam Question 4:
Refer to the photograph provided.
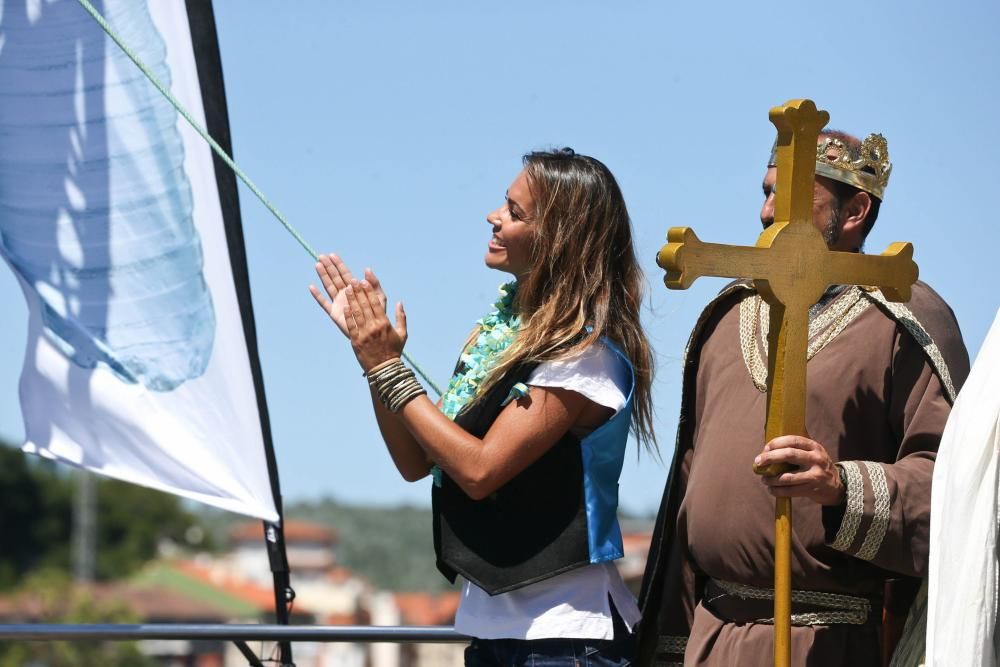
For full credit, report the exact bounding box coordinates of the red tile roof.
[0,582,231,622]
[94,583,233,621]
[175,560,284,613]
[393,592,460,626]
[323,609,371,625]
[327,566,359,584]
[622,531,652,554]
[229,520,338,545]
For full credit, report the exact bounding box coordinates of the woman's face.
[484,169,537,279]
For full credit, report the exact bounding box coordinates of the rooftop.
[393,592,460,626]
[229,520,338,546]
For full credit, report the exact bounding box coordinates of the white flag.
[0,0,279,521]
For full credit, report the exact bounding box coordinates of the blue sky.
[1,0,997,515]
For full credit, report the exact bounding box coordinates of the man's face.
[759,166,845,250]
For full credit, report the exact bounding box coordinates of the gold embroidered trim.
[862,290,957,402]
[810,296,873,358]
[857,461,891,560]
[738,294,767,391]
[786,611,869,626]
[739,287,872,392]
[714,578,870,610]
[831,461,865,552]
[712,579,870,625]
[658,636,688,655]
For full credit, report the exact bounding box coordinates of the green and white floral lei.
[439,281,522,420]
[431,282,521,486]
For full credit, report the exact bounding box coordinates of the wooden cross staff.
[656,99,919,667]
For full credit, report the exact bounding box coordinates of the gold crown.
[768,133,892,200]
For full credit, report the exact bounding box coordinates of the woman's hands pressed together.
[310,253,373,337]
[309,253,408,373]
[344,277,408,372]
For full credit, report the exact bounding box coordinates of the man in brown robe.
[637,131,970,666]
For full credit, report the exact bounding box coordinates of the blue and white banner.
[0,0,279,521]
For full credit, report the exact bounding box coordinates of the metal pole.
[72,470,96,583]
[0,624,469,643]
[234,640,267,667]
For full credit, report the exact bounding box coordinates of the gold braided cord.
[738,294,768,391]
[739,287,872,393]
[861,291,958,402]
[714,579,871,610]
[782,610,868,626]
[831,461,866,552]
[657,636,688,655]
[713,579,870,626]
[738,284,960,407]
[856,461,892,561]
[808,295,872,357]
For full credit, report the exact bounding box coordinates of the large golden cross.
[657,99,918,667]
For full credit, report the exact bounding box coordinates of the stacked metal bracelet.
[366,358,426,412]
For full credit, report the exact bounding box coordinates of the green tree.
[0,570,155,667]
[0,445,71,589]
[0,443,212,587]
[94,477,209,580]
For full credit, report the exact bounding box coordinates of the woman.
[310,148,655,666]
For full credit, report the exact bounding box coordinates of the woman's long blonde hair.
[480,148,655,450]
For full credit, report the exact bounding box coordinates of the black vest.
[432,362,592,595]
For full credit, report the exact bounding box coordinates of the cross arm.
[824,242,919,302]
[657,227,774,289]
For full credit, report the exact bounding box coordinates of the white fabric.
[455,562,641,640]
[526,341,629,413]
[1,1,278,521]
[925,308,1000,666]
[454,342,639,639]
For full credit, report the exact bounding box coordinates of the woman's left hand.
[344,275,408,372]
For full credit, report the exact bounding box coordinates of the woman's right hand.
[309,253,386,338]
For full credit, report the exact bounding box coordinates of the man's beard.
[822,204,842,248]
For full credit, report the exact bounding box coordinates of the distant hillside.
[201,498,454,592]
[201,498,654,593]
[289,498,454,592]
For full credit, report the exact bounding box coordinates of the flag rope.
[74,0,442,395]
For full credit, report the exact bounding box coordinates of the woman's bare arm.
[397,385,609,500]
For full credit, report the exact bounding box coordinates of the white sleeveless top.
[452,342,641,640]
